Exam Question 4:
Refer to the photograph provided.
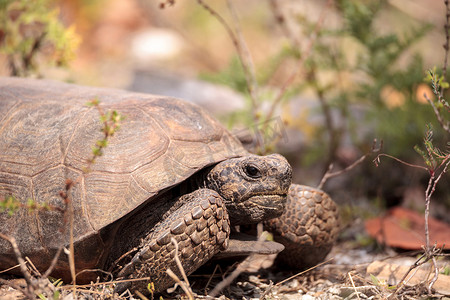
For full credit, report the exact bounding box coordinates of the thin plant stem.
[318,139,382,189]
[196,0,260,126]
[263,0,333,133]
[0,233,35,298]
[441,0,450,92]
[424,93,450,133]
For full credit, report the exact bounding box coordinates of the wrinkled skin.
[206,154,292,224]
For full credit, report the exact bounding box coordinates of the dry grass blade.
[275,257,334,287]
[166,269,194,300]
[203,263,221,293]
[208,253,253,297]
[59,277,152,290]
[209,232,274,297]
[0,263,21,274]
[68,200,76,295]
[166,238,194,299]
[348,272,361,300]
[170,238,191,288]
[0,234,32,287]
[0,233,38,298]
[25,257,41,277]
[42,246,64,279]
[135,290,150,300]
[75,268,113,282]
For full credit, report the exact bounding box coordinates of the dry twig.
[377,146,450,297]
[274,257,334,287]
[208,232,273,297]
[318,139,382,189]
[196,0,260,126]
[441,0,450,92]
[166,238,195,300]
[0,234,34,298]
[0,100,123,298]
[348,272,361,300]
[262,0,334,135]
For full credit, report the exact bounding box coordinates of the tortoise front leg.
[265,184,340,269]
[114,189,230,294]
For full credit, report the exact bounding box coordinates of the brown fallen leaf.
[365,207,450,250]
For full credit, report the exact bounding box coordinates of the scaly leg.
[114,189,230,294]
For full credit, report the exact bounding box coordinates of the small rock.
[367,259,450,296]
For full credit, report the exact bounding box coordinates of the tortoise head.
[206,154,292,225]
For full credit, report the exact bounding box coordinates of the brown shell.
[0,77,247,273]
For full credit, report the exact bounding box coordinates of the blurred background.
[1,0,449,248]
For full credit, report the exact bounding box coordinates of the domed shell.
[0,77,247,274]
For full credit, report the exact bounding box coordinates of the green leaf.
[27,198,37,211]
[96,139,108,148]
[370,274,380,286]
[85,98,99,107]
[92,146,102,157]
[387,285,397,290]
[147,282,155,298]
[37,294,47,300]
[442,266,450,276]
[41,202,50,211]
[52,290,60,300]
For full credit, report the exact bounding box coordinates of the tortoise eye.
[244,165,261,178]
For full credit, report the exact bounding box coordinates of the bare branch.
[209,232,269,297]
[263,0,334,131]
[388,252,427,299]
[318,139,382,189]
[0,233,35,298]
[226,0,259,101]
[441,0,450,88]
[390,153,450,297]
[373,153,429,172]
[0,234,32,286]
[425,157,450,249]
[196,0,260,125]
[268,0,300,48]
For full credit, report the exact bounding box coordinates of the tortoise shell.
[0,77,247,278]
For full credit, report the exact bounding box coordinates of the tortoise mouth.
[247,193,286,205]
[245,193,287,214]
[225,193,287,225]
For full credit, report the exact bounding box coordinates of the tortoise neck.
[193,166,214,190]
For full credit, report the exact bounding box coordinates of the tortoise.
[0,77,339,294]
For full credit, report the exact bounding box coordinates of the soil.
[2,226,449,299]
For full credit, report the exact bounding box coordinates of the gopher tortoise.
[0,77,339,294]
